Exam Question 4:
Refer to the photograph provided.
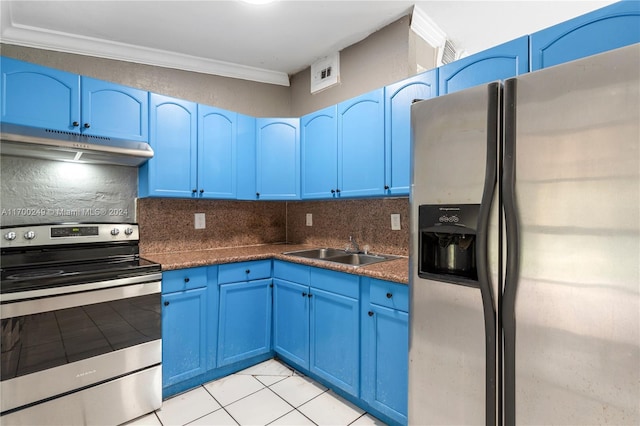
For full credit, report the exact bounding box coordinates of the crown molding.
[0,19,290,87]
[410,4,447,49]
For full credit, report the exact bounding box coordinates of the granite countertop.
[142,243,409,285]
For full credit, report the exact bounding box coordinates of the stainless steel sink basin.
[283,248,400,267]
[282,248,346,259]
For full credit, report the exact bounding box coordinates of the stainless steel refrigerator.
[409,43,639,425]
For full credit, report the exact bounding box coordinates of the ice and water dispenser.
[418,204,479,285]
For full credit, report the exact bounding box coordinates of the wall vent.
[439,39,458,65]
[310,52,340,93]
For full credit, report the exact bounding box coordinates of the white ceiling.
[0,1,615,86]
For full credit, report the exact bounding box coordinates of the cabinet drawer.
[218,259,271,284]
[273,260,310,285]
[310,267,359,299]
[369,278,409,312]
[163,267,208,294]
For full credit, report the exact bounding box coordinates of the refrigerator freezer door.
[504,44,640,425]
[409,84,501,425]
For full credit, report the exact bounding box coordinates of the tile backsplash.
[137,198,286,254]
[137,197,409,256]
[286,198,409,256]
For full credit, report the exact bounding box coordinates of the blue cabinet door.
[301,105,338,199]
[198,105,237,199]
[217,278,272,367]
[273,278,310,369]
[439,36,529,95]
[363,304,409,424]
[162,287,208,387]
[1,57,80,132]
[338,89,385,198]
[256,118,300,200]
[530,1,640,71]
[80,77,148,141]
[309,287,360,396]
[139,94,197,198]
[384,70,438,195]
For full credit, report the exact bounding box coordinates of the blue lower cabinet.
[161,266,213,389]
[309,268,360,397]
[162,288,208,386]
[273,278,310,369]
[361,278,409,425]
[161,266,218,396]
[217,278,273,367]
[273,262,361,397]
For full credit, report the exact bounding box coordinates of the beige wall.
[0,44,291,117]
[290,14,436,117]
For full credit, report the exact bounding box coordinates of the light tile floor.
[124,359,387,426]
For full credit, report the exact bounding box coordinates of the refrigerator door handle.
[502,77,519,426]
[476,82,501,426]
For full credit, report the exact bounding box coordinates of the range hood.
[0,123,154,166]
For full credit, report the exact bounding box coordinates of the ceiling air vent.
[310,52,340,94]
[439,39,458,65]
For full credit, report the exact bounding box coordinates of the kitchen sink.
[283,248,400,267]
[282,248,346,259]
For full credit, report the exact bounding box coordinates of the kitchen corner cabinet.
[337,89,386,198]
[438,36,529,95]
[273,261,360,396]
[236,114,257,200]
[384,70,438,195]
[361,278,409,425]
[161,266,218,389]
[1,57,148,141]
[530,1,640,71]
[217,260,273,367]
[255,118,300,200]
[301,105,338,199]
[139,94,197,198]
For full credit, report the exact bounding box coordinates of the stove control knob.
[110,228,120,236]
[24,231,36,240]
[4,231,17,241]
[124,227,134,236]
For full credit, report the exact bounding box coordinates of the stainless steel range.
[1,223,162,425]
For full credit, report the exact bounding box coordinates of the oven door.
[1,276,161,414]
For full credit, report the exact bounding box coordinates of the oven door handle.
[1,280,161,319]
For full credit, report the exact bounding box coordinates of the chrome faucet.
[346,235,360,253]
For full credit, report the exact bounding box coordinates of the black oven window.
[1,294,161,380]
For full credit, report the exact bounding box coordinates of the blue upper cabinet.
[301,105,338,199]
[256,118,300,200]
[140,98,241,199]
[1,57,80,132]
[439,36,529,95]
[139,93,197,198]
[384,70,438,195]
[80,77,148,141]
[530,1,640,71]
[236,114,257,200]
[1,57,148,141]
[198,105,237,199]
[338,88,385,198]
